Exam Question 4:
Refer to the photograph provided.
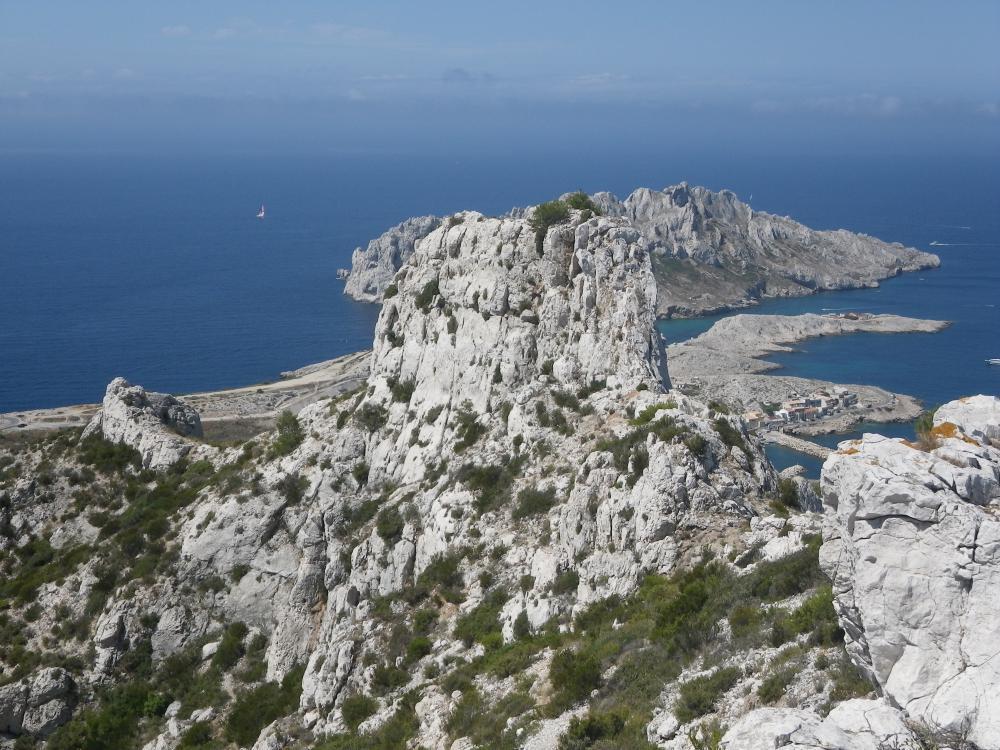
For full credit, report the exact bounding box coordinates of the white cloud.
[161,25,192,38]
[309,22,394,46]
[807,93,904,117]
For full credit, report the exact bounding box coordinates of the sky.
[1,1,997,156]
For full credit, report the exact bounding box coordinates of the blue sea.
[2,152,998,436]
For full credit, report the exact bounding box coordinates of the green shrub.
[453,403,485,452]
[674,667,740,723]
[276,472,308,505]
[914,406,938,438]
[631,402,675,426]
[383,283,398,299]
[727,605,762,641]
[78,435,141,474]
[415,278,440,312]
[559,708,630,750]
[211,622,248,672]
[270,410,304,457]
[354,403,388,433]
[564,192,600,213]
[389,378,415,403]
[372,664,409,695]
[529,200,570,252]
[341,693,378,730]
[513,610,531,640]
[230,564,250,583]
[713,418,750,461]
[747,536,824,601]
[316,691,420,750]
[551,569,580,596]
[758,666,796,704]
[47,681,150,750]
[785,585,842,646]
[684,434,708,458]
[456,455,524,514]
[553,390,583,413]
[777,478,799,510]
[549,648,601,708]
[454,590,505,648]
[416,551,465,603]
[707,400,730,415]
[224,665,304,746]
[177,721,216,749]
[513,486,556,520]
[351,462,370,487]
[376,506,405,542]
[405,636,432,664]
[828,655,872,702]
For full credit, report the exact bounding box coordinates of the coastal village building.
[745,387,860,430]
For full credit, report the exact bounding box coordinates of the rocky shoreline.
[667,312,949,435]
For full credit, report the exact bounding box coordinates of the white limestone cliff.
[342,215,441,302]
[343,185,939,317]
[81,377,214,470]
[820,396,1000,748]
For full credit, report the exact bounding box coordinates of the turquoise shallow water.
[1,152,997,419]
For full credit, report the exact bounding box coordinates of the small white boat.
[987,358,1000,366]
[256,203,265,220]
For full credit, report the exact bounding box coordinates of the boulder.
[720,699,915,749]
[820,397,1000,748]
[82,377,208,470]
[0,668,76,738]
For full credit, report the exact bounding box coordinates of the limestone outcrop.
[3,194,987,750]
[820,396,1000,748]
[0,668,76,738]
[81,377,211,469]
[596,183,939,317]
[720,699,917,750]
[342,185,939,317]
[342,215,440,302]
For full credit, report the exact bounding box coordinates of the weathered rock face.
[596,184,940,317]
[287,207,773,725]
[820,396,1000,748]
[720,699,917,750]
[360,209,668,485]
[342,185,938,317]
[342,216,441,302]
[81,377,211,470]
[0,668,76,738]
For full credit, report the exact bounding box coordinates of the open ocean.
[1,151,998,440]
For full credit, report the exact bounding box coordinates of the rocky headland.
[667,312,949,433]
[341,185,940,318]
[0,197,994,750]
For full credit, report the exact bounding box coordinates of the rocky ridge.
[342,216,441,303]
[0,197,992,750]
[342,186,939,317]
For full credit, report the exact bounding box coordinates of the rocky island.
[341,185,940,318]
[1,198,995,750]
